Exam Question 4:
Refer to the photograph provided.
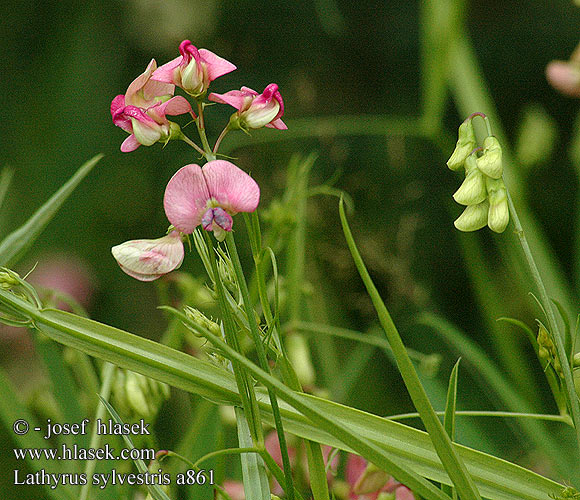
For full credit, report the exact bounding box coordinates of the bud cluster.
[446,117,509,233]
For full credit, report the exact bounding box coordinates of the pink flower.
[111,231,184,281]
[209,84,287,131]
[346,455,415,500]
[151,40,237,97]
[546,61,580,98]
[164,160,260,241]
[221,480,245,500]
[111,59,192,152]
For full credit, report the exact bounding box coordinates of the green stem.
[79,362,116,500]
[213,124,231,154]
[179,133,206,157]
[225,232,296,500]
[505,188,580,448]
[339,199,481,500]
[388,410,573,425]
[202,231,262,445]
[196,100,216,161]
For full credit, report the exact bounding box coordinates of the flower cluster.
[110,41,286,281]
[446,115,509,233]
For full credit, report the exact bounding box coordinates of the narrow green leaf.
[98,397,172,500]
[339,198,481,500]
[0,166,14,211]
[0,154,103,267]
[442,359,460,498]
[0,288,564,500]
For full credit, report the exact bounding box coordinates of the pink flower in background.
[164,160,260,241]
[346,455,415,500]
[221,480,245,500]
[111,231,184,281]
[111,59,192,152]
[546,60,580,98]
[209,84,287,130]
[546,43,580,98]
[152,40,236,97]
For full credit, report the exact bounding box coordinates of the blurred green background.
[0,0,580,495]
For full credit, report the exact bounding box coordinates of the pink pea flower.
[111,231,184,281]
[221,480,246,500]
[346,455,415,500]
[546,43,580,98]
[164,160,260,241]
[209,84,287,131]
[151,40,237,97]
[111,59,192,152]
[546,60,580,98]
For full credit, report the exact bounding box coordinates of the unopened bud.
[447,120,477,171]
[486,177,509,233]
[287,334,315,387]
[113,370,170,420]
[184,306,221,335]
[454,201,489,232]
[0,269,21,290]
[453,155,487,205]
[476,136,503,179]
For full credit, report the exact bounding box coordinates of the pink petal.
[164,164,211,233]
[346,454,367,488]
[202,160,260,214]
[546,61,580,98]
[111,97,133,133]
[151,56,182,84]
[111,232,184,281]
[156,95,193,117]
[208,90,248,111]
[110,94,126,117]
[125,59,174,107]
[266,118,288,130]
[198,48,237,81]
[396,486,416,500]
[121,135,141,152]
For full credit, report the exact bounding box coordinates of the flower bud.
[286,334,315,387]
[184,306,221,335]
[454,201,489,232]
[447,120,477,171]
[453,155,487,205]
[376,493,396,500]
[0,269,21,290]
[476,136,503,179]
[111,231,184,281]
[353,462,390,495]
[113,369,170,421]
[486,177,509,233]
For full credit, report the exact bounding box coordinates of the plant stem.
[180,133,206,157]
[196,100,216,160]
[213,124,231,154]
[79,362,115,500]
[226,231,296,500]
[505,187,580,449]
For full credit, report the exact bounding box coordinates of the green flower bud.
[486,177,509,233]
[476,136,503,179]
[453,155,487,205]
[376,493,396,500]
[353,462,390,495]
[184,306,221,335]
[113,370,170,421]
[287,334,315,388]
[0,269,20,290]
[575,368,580,402]
[454,201,489,232]
[447,120,477,171]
